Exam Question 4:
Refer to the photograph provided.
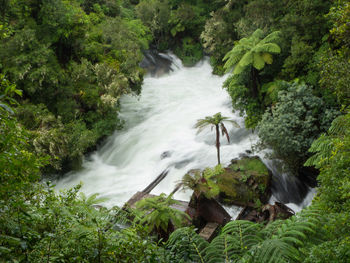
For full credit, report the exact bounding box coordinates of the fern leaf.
[167,227,208,262]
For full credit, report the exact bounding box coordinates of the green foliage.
[302,211,350,263]
[0,0,152,172]
[167,227,208,263]
[1,1,350,261]
[182,166,223,199]
[234,0,282,38]
[260,79,289,106]
[0,88,166,261]
[135,0,171,48]
[174,37,203,66]
[0,183,165,262]
[223,71,265,128]
[222,29,281,127]
[0,81,47,201]
[319,51,350,107]
[327,0,350,48]
[281,36,315,80]
[305,113,350,212]
[257,81,339,173]
[0,74,21,113]
[166,206,322,262]
[200,0,245,74]
[135,193,190,239]
[195,112,239,133]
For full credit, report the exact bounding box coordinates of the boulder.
[217,156,272,206]
[262,202,295,221]
[140,49,173,77]
[187,193,231,229]
[236,202,294,223]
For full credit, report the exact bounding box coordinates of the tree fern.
[223,29,281,75]
[223,28,281,105]
[195,112,239,165]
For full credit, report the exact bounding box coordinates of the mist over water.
[56,55,313,212]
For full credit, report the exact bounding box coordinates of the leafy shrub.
[257,81,339,173]
[174,37,203,66]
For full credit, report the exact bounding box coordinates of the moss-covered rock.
[217,156,272,207]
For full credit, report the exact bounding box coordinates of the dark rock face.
[140,49,173,77]
[298,166,319,188]
[187,193,231,229]
[217,156,272,207]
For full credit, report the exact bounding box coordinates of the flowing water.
[56,55,313,215]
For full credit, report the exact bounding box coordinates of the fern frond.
[259,31,281,45]
[254,43,281,54]
[85,193,108,206]
[222,220,263,236]
[203,235,229,263]
[329,113,349,135]
[167,227,208,263]
[249,238,301,263]
[259,220,284,239]
[251,29,264,40]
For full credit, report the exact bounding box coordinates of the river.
[56,55,313,213]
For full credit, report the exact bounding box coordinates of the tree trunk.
[251,67,259,99]
[216,124,220,165]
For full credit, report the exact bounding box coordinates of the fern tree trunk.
[216,124,220,165]
[251,67,259,99]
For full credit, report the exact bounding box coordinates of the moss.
[217,156,271,206]
[229,157,268,175]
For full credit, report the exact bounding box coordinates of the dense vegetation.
[1,0,349,262]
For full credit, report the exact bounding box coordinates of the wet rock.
[236,202,294,223]
[199,222,220,242]
[160,151,172,159]
[187,193,231,228]
[140,49,173,77]
[262,202,295,221]
[174,159,192,169]
[217,156,272,207]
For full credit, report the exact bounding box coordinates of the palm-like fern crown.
[223,29,281,75]
[195,112,239,135]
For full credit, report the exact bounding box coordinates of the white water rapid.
[56,56,256,210]
[55,55,313,215]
